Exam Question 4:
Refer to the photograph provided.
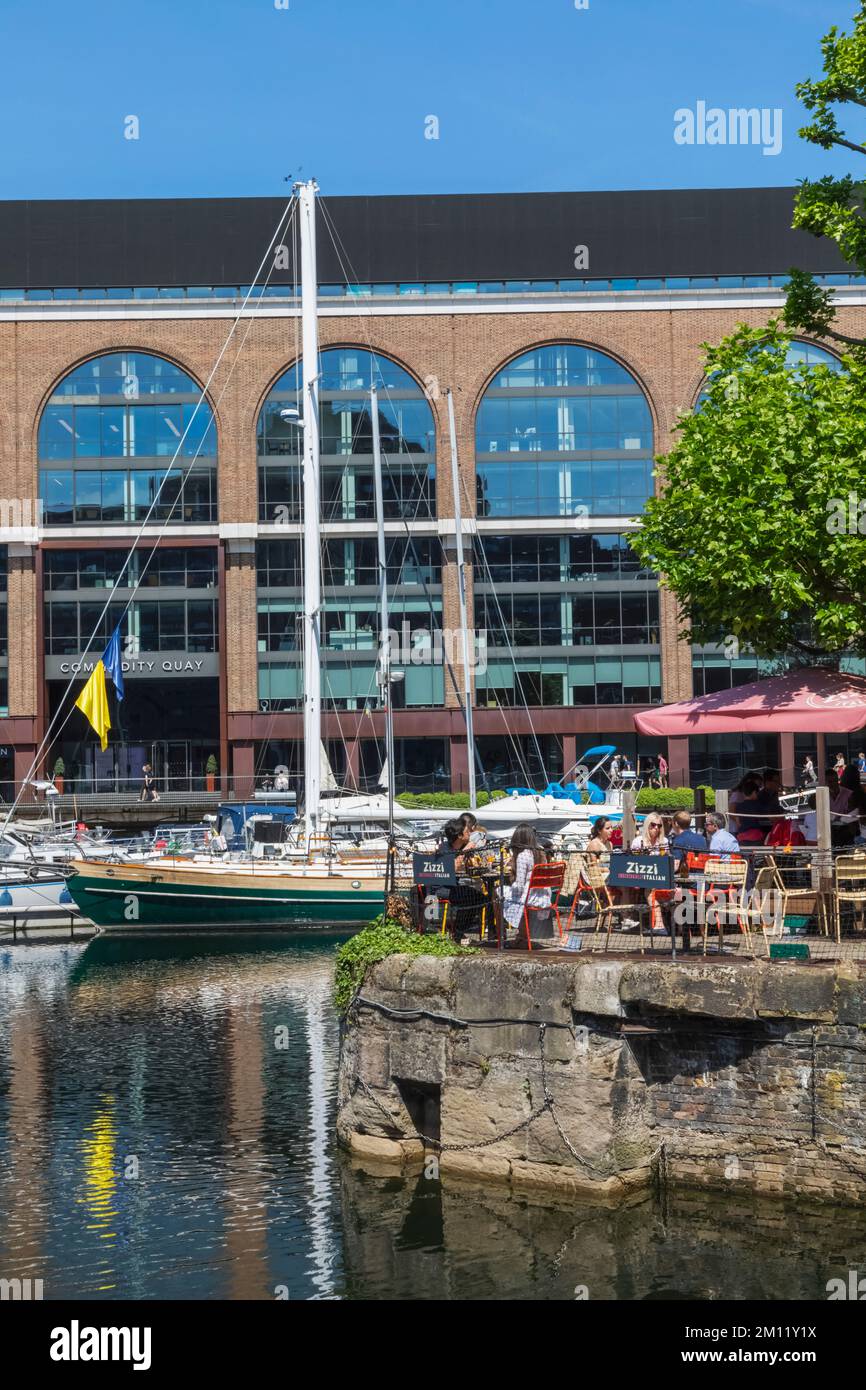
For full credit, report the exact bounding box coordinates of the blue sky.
[0,0,859,199]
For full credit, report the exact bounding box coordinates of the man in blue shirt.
[668,810,708,865]
[706,812,740,858]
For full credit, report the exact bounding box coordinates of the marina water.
[2,934,866,1302]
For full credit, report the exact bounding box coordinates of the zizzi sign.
[606,852,675,892]
[413,851,457,888]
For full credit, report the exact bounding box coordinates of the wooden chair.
[833,854,866,942]
[519,861,566,951]
[701,855,751,955]
[581,854,647,954]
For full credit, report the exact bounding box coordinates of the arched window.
[258,347,435,523]
[475,344,654,519]
[697,338,843,410]
[38,352,217,525]
[783,341,843,370]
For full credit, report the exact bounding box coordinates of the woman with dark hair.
[503,822,550,933]
[585,816,613,859]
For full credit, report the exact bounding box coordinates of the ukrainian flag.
[75,662,111,752]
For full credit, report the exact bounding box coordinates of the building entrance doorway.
[150,741,192,792]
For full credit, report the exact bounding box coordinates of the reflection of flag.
[102,625,124,702]
[75,663,111,752]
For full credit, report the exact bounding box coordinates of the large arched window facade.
[38,352,217,525]
[256,349,441,715]
[258,347,436,523]
[475,344,654,518]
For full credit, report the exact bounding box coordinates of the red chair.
[519,861,566,951]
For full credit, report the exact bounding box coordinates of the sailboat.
[66,183,389,931]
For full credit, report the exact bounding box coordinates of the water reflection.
[2,936,866,1301]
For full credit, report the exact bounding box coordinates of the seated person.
[434,819,486,933]
[668,810,708,866]
[753,768,783,832]
[436,818,471,869]
[503,823,552,937]
[730,776,765,844]
[585,815,614,860]
[705,812,739,858]
[459,811,489,851]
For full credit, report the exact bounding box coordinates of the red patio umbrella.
[634,669,866,737]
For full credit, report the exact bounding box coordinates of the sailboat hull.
[66,859,385,931]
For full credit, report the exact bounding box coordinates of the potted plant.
[53,757,65,795]
[206,754,218,793]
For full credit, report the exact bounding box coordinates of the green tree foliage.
[785,3,866,345]
[631,322,866,659]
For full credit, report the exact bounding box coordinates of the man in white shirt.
[706,812,739,858]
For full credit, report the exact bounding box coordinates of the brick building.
[0,187,861,797]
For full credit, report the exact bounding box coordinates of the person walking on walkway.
[140,763,160,803]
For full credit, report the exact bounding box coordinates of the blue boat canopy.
[577,745,617,760]
[218,803,296,838]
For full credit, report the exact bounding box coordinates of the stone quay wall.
[336,955,866,1206]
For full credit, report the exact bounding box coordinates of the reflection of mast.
[304,985,337,1299]
[225,999,269,1300]
[5,998,47,1280]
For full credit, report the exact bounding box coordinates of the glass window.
[39,353,218,527]
[477,344,653,517]
[258,348,435,521]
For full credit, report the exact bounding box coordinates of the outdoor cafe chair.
[518,860,566,951]
[701,854,752,956]
[561,852,587,934]
[745,862,786,957]
[832,854,866,943]
[764,853,830,943]
[581,854,648,954]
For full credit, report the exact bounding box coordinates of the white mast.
[371,385,396,838]
[446,389,477,809]
[298,181,322,844]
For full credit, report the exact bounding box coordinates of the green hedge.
[333,916,477,1014]
[396,790,506,810]
[634,785,716,812]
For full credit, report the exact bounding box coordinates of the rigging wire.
[8,197,298,828]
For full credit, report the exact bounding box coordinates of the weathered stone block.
[621,961,757,1019]
[572,958,626,1018]
[389,1028,446,1085]
[439,1151,512,1184]
[755,963,836,1020]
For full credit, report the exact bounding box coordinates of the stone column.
[780,732,795,789]
[562,734,577,781]
[450,737,469,795]
[7,543,38,719]
[667,735,690,789]
[232,741,255,798]
[659,587,693,704]
[223,532,260,716]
